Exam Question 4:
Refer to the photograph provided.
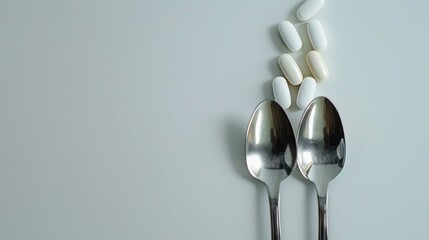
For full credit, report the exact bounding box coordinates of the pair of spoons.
[245,97,346,240]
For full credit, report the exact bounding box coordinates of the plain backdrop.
[1,0,428,239]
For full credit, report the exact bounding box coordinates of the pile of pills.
[272,0,328,110]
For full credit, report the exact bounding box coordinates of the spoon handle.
[317,196,328,240]
[269,198,281,240]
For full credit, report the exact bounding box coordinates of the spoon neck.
[318,196,327,210]
[266,183,281,200]
[315,183,328,198]
[269,197,279,207]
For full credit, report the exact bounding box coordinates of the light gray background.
[1,0,428,239]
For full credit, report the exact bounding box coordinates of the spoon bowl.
[297,96,346,240]
[246,100,296,240]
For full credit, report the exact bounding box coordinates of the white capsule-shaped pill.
[306,50,329,81]
[278,21,302,52]
[272,77,291,109]
[296,77,317,109]
[307,20,327,51]
[297,0,325,22]
[278,54,303,85]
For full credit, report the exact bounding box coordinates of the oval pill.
[296,77,317,109]
[278,21,302,52]
[278,54,303,85]
[307,19,327,51]
[297,0,325,22]
[272,77,291,109]
[306,50,329,81]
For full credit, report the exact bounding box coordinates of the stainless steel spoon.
[297,97,346,240]
[245,100,297,240]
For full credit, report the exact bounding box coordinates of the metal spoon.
[245,100,297,240]
[296,97,346,240]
